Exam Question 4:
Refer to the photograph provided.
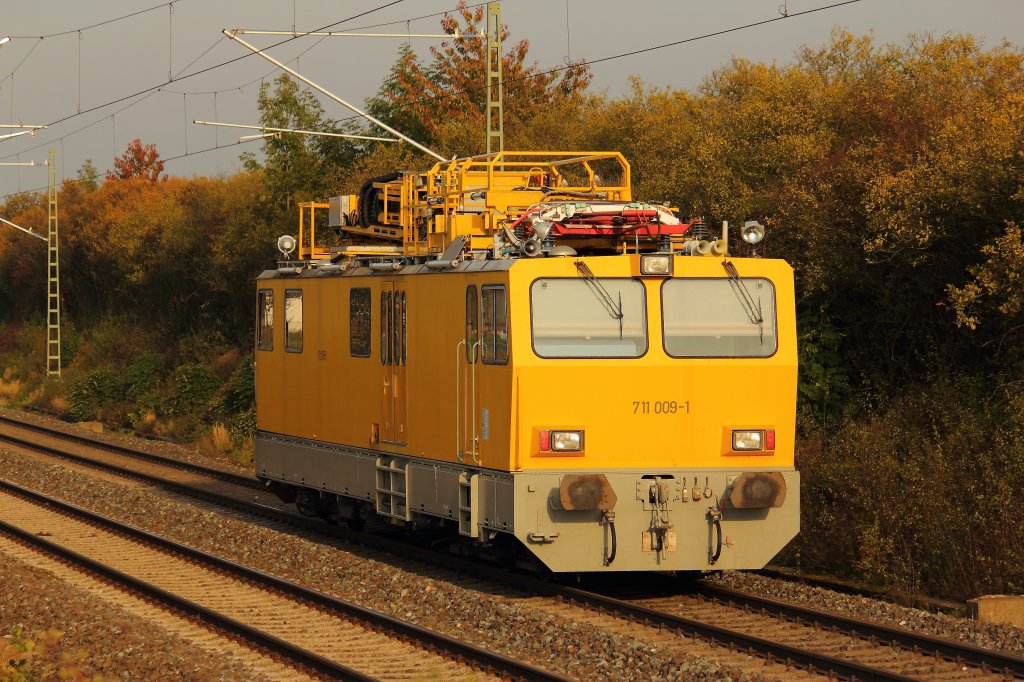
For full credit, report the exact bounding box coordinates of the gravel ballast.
[2,408,1022,679]
[0,547,275,681]
[0,444,746,681]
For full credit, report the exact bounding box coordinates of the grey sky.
[0,0,1021,199]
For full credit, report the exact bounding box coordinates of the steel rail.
[542,584,918,682]
[0,479,570,682]
[0,414,259,488]
[5,414,1019,679]
[755,566,968,616]
[0,497,374,680]
[0,420,369,539]
[696,582,1024,678]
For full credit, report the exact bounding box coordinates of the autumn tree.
[365,0,592,156]
[76,159,100,192]
[113,139,165,182]
[241,73,366,212]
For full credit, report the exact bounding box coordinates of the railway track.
[0,478,568,682]
[542,581,1022,681]
[2,413,1022,680]
[0,413,260,488]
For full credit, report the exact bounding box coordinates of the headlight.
[742,220,765,244]
[640,254,673,276]
[550,430,584,451]
[732,430,764,451]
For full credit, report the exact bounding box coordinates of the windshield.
[662,278,777,357]
[531,278,647,358]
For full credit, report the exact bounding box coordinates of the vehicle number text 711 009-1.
[632,400,690,415]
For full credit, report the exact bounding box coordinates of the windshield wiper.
[722,259,765,343]
[575,260,624,339]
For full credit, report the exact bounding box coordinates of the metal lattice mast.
[485,2,503,155]
[46,148,60,377]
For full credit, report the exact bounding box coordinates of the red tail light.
[765,429,776,450]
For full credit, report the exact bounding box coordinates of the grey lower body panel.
[256,432,515,533]
[256,432,799,573]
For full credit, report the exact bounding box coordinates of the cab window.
[465,285,479,362]
[661,278,777,357]
[257,289,273,351]
[531,278,647,358]
[481,285,508,364]
[284,289,303,352]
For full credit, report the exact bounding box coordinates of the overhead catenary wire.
[169,0,865,138]
[0,0,487,152]
[156,3,492,98]
[8,1,183,40]
[322,0,867,130]
[143,0,868,143]
[0,0,863,199]
[1,0,411,144]
[0,0,414,161]
[222,29,445,161]
[0,1,186,100]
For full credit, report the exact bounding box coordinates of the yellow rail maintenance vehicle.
[254,151,798,573]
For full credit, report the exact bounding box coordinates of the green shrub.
[165,363,219,417]
[228,407,256,446]
[59,325,81,368]
[792,377,1024,600]
[219,353,255,415]
[66,368,122,422]
[125,353,162,401]
[74,317,154,372]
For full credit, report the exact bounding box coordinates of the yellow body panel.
[507,255,796,473]
[256,253,795,475]
[255,269,517,468]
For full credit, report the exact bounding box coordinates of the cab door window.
[380,290,391,365]
[257,289,273,351]
[400,291,407,365]
[392,290,402,365]
[481,285,508,364]
[465,285,479,362]
[284,289,303,352]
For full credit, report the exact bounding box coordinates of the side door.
[459,284,480,463]
[379,282,408,444]
[476,284,509,464]
[458,283,509,465]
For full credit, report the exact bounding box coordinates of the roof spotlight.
[741,220,765,245]
[277,234,297,258]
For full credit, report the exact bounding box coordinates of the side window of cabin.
[257,289,273,351]
[465,285,479,362]
[285,289,303,352]
[380,290,391,365]
[392,291,402,366]
[481,285,508,364]
[400,291,407,365]
[350,287,371,357]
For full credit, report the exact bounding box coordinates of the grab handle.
[707,508,723,565]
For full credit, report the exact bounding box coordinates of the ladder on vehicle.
[375,456,410,521]
[458,472,479,537]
